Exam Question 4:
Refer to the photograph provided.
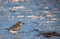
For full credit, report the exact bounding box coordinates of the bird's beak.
[23,22,25,24]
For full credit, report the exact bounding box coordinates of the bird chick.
[7,21,24,34]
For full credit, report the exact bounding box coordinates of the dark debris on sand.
[34,29,60,38]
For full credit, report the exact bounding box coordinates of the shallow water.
[0,0,60,39]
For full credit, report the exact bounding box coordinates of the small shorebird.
[6,21,24,34]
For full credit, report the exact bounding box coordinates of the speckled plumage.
[7,21,24,33]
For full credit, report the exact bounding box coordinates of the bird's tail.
[0,28,9,30]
